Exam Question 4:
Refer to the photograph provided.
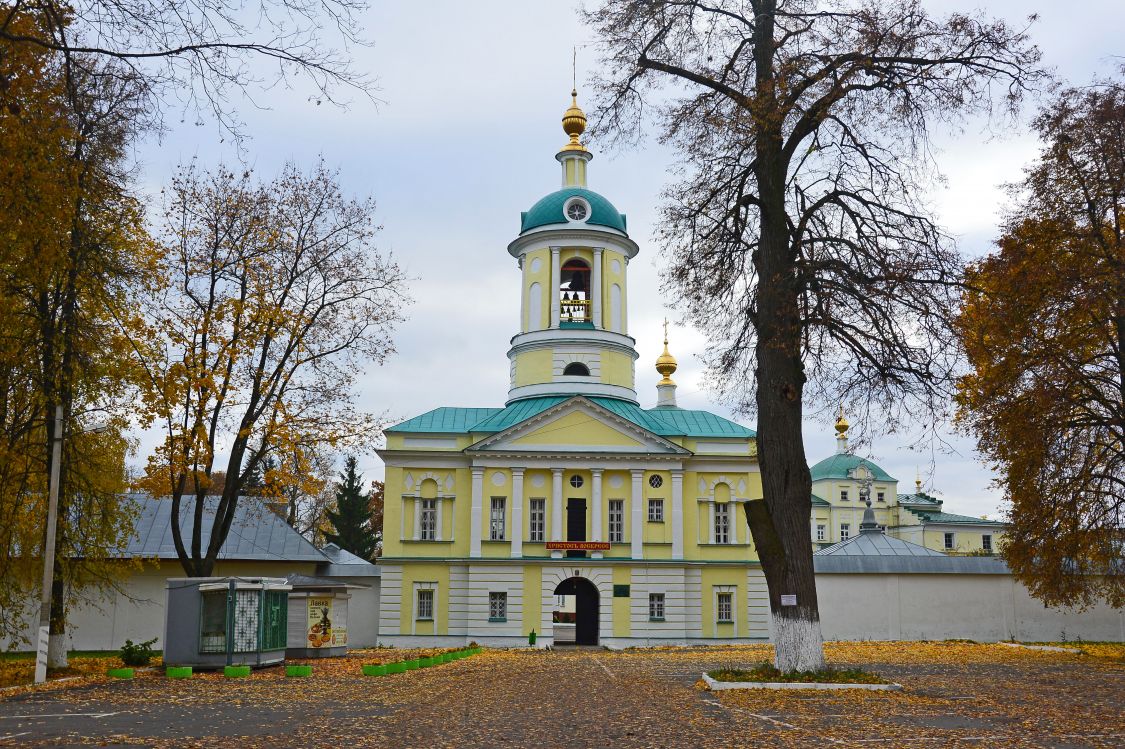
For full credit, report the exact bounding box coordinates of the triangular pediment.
[468,397,689,455]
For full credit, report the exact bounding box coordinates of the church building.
[376,92,770,647]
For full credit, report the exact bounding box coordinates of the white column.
[592,247,603,328]
[591,468,603,559]
[630,469,644,560]
[412,498,421,541]
[470,467,484,558]
[551,467,564,559]
[436,498,444,542]
[671,469,684,560]
[550,247,561,328]
[511,468,525,559]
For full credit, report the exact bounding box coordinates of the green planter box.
[224,665,251,678]
[166,666,192,679]
[419,657,435,668]
[106,667,134,680]
[385,662,407,674]
[442,653,454,663]
[455,650,467,659]
[362,664,388,676]
[286,665,312,678]
[403,659,420,670]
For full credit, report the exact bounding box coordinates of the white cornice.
[507,229,639,259]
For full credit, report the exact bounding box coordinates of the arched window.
[563,362,590,376]
[560,259,591,323]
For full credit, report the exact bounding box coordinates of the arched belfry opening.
[553,577,600,646]
[563,362,590,376]
[560,259,591,323]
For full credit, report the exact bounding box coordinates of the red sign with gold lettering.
[545,541,612,551]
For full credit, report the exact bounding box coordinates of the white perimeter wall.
[814,573,1125,642]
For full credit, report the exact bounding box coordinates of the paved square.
[0,643,1121,747]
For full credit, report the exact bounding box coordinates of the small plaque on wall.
[613,584,630,598]
[780,594,797,606]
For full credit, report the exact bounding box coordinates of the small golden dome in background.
[834,406,849,436]
[560,89,589,153]
[656,320,678,385]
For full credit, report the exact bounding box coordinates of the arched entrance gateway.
[552,577,600,645]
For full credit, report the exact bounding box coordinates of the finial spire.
[834,405,849,454]
[915,467,922,494]
[560,88,589,153]
[655,320,679,407]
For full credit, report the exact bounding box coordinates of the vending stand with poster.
[285,574,367,658]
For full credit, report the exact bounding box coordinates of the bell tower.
[505,90,640,404]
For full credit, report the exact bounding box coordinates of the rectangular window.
[944,532,955,550]
[489,592,507,622]
[816,524,826,541]
[877,491,885,502]
[420,499,437,541]
[716,592,733,623]
[982,534,992,552]
[416,589,434,621]
[840,523,850,541]
[608,499,624,543]
[490,497,506,541]
[529,499,545,542]
[714,503,730,544]
[647,498,664,522]
[649,593,665,621]
[199,591,228,653]
[840,489,849,501]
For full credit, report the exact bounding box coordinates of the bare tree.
[136,161,409,577]
[0,0,374,132]
[585,0,1043,670]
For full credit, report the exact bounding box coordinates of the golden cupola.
[835,406,850,454]
[560,89,589,153]
[655,321,679,408]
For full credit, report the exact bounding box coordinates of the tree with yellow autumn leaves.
[134,162,409,577]
[957,73,1125,609]
[0,8,155,662]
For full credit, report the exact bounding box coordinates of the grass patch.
[708,661,888,684]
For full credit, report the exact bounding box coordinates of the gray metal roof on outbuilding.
[123,494,328,563]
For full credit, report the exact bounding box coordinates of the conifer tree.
[325,457,377,561]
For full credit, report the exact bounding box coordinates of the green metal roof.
[520,188,627,234]
[904,507,1005,526]
[809,453,896,482]
[386,396,756,440]
[385,407,502,433]
[897,492,943,507]
[811,494,831,507]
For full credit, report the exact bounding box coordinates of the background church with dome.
[375,92,1005,647]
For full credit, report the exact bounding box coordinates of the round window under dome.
[564,197,590,223]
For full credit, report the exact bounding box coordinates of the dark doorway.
[553,577,600,645]
[566,498,586,558]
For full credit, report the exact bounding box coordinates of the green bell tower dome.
[505,90,640,405]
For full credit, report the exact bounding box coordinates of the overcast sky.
[133,1,1123,520]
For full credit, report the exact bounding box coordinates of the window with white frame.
[816,524,826,541]
[840,489,849,501]
[944,532,955,550]
[529,498,545,542]
[716,592,733,623]
[840,523,850,541]
[489,592,507,622]
[877,491,885,502]
[649,593,665,621]
[982,534,992,552]
[490,497,506,540]
[416,589,434,620]
[647,498,664,522]
[714,502,730,544]
[420,499,437,541]
[608,499,624,543]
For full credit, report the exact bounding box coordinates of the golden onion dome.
[560,89,589,153]
[834,406,849,436]
[656,322,678,384]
